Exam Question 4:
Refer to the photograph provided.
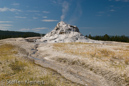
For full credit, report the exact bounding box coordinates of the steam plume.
[61,1,69,21]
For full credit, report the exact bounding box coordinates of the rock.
[37,21,103,43]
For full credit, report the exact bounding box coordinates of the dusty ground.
[35,43,129,86]
[0,38,129,86]
[0,38,82,86]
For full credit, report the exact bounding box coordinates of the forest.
[0,30,45,40]
[86,34,129,43]
[0,30,129,43]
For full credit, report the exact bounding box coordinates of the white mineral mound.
[38,21,103,43]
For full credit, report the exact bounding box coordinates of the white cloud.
[43,11,50,13]
[0,7,21,12]
[34,27,48,30]
[35,13,41,16]
[32,27,48,32]
[97,11,105,16]
[12,3,20,6]
[107,14,111,16]
[34,27,49,32]
[0,24,12,27]
[110,5,114,7]
[42,19,58,22]
[43,16,47,18]
[0,7,9,12]
[19,27,48,32]
[33,17,38,19]
[0,24,12,30]
[15,12,19,15]
[9,8,21,12]
[19,28,30,31]
[0,21,12,23]
[61,1,69,21]
[15,16,26,19]
[27,10,40,12]
[52,0,57,4]
[0,28,6,30]
[68,1,82,24]
[110,9,115,12]
[115,0,120,1]
[0,21,13,30]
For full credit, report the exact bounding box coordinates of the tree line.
[85,34,129,43]
[1,30,129,43]
[0,30,45,40]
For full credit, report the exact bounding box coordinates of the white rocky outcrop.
[37,21,103,43]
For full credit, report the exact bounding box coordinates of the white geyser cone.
[37,21,103,43]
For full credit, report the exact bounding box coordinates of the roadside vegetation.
[0,44,81,86]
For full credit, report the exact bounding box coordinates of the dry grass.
[53,42,129,85]
[53,43,129,65]
[0,44,81,86]
[126,46,129,48]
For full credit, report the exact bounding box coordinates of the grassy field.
[53,42,129,65]
[53,42,129,85]
[0,44,81,86]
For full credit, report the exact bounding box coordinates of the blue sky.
[0,0,129,36]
